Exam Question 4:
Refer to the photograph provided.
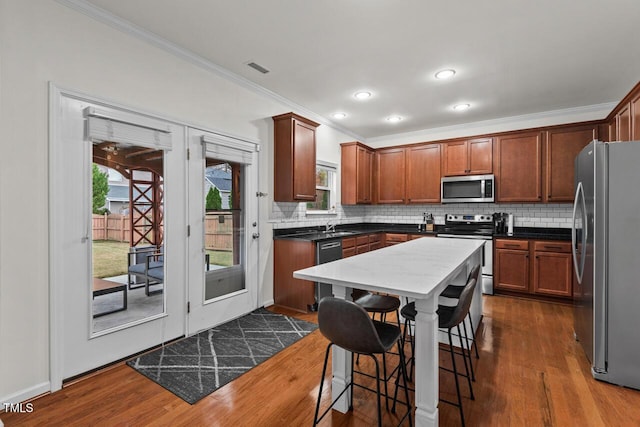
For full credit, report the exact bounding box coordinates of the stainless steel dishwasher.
[310,238,342,311]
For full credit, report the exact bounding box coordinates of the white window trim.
[306,160,337,216]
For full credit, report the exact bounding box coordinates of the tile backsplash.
[270,201,573,229]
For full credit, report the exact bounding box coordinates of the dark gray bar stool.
[313,297,412,427]
[397,277,477,427]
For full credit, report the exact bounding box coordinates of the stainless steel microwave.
[441,174,495,203]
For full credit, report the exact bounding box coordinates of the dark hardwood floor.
[3,295,640,426]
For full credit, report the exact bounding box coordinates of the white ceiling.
[82,0,640,139]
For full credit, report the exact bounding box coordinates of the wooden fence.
[205,212,233,252]
[92,213,130,242]
[92,212,233,251]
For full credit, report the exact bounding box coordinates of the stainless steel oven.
[437,214,494,294]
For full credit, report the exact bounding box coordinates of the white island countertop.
[294,236,485,427]
[294,236,485,300]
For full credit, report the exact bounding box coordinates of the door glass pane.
[91,141,165,334]
[204,159,244,301]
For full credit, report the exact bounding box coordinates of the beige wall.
[0,0,354,402]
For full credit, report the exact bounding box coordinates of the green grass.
[92,240,234,278]
[92,240,130,278]
[206,250,233,267]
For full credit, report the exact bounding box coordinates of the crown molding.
[54,0,366,142]
[368,102,616,145]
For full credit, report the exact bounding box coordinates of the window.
[306,162,337,214]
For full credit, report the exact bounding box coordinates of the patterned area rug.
[127,308,318,404]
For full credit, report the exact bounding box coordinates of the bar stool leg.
[448,329,466,427]
[457,325,475,400]
[467,313,480,359]
[461,320,476,382]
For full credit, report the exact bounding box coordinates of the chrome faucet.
[325,220,336,233]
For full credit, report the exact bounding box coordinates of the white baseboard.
[262,299,275,308]
[1,381,50,405]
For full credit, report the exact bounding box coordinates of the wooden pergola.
[93,141,164,248]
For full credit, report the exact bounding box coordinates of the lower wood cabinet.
[343,233,383,257]
[532,241,572,297]
[494,239,530,292]
[495,238,573,299]
[384,233,408,246]
[273,239,315,312]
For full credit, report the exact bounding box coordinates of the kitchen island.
[294,237,484,427]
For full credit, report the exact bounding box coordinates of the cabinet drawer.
[356,244,369,254]
[342,237,356,249]
[342,247,356,258]
[385,233,408,243]
[370,241,383,251]
[369,233,382,243]
[495,239,529,250]
[356,235,370,246]
[533,241,571,253]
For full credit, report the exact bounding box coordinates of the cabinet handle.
[543,245,562,250]
[505,244,521,248]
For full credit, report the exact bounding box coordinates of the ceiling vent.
[247,62,270,74]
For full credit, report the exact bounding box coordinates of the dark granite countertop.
[493,227,571,241]
[275,223,572,242]
[273,223,440,242]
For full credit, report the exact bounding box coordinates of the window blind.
[202,133,258,165]
[83,106,172,151]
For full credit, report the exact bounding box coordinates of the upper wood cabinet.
[441,138,493,176]
[273,112,319,202]
[376,147,406,204]
[544,125,597,202]
[632,92,640,141]
[617,103,631,142]
[341,142,373,204]
[406,143,441,203]
[495,132,543,202]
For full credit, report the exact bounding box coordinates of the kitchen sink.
[322,231,356,238]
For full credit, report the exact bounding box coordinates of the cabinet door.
[495,248,529,292]
[618,103,631,142]
[274,240,315,312]
[632,93,640,141]
[609,119,617,142]
[496,132,542,202]
[376,148,406,203]
[545,125,596,202]
[357,146,373,203]
[406,143,441,203]
[292,119,317,200]
[532,251,572,297]
[468,138,493,174]
[441,140,468,176]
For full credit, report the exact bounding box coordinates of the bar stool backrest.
[468,264,481,284]
[318,297,387,354]
[440,277,477,329]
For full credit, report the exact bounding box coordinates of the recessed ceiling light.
[354,91,372,100]
[386,115,403,123]
[452,103,471,111]
[332,112,347,119]
[435,69,456,79]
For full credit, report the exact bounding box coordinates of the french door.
[50,88,186,387]
[186,128,259,335]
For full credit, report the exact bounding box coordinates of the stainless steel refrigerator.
[573,140,640,389]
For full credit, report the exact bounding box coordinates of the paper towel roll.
[507,214,514,235]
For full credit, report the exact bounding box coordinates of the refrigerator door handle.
[572,182,587,284]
